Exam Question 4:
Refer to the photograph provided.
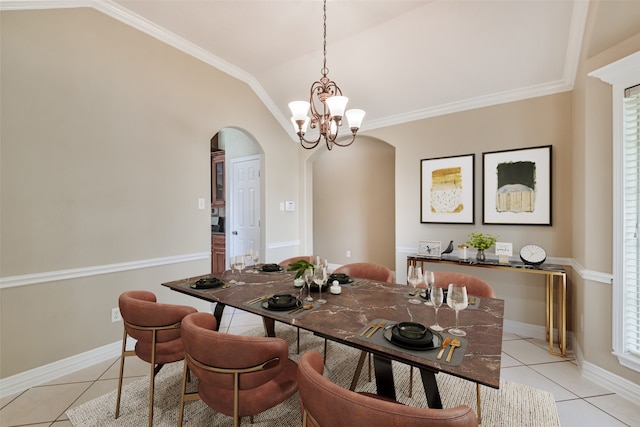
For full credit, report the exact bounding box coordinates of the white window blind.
[623,84,640,358]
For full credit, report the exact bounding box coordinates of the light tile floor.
[1,309,639,426]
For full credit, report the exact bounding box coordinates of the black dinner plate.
[191,277,225,289]
[261,264,284,272]
[328,273,354,284]
[383,325,442,351]
[262,296,300,311]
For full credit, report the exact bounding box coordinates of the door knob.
[232,231,238,235]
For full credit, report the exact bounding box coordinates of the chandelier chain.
[322,0,328,77]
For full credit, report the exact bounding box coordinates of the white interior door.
[228,156,261,261]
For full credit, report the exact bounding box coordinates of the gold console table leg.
[547,273,567,357]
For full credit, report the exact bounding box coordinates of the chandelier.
[288,0,365,150]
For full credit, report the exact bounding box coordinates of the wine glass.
[251,249,259,272]
[430,286,444,331]
[407,265,423,304]
[244,249,254,272]
[424,270,435,306]
[228,256,238,283]
[303,267,314,302]
[447,284,469,336]
[233,255,246,285]
[313,265,327,304]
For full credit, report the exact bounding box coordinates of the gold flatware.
[248,295,267,304]
[470,297,477,305]
[437,337,452,360]
[366,320,386,338]
[446,338,461,362]
[288,303,313,315]
[360,322,376,337]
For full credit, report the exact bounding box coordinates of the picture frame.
[420,154,475,224]
[482,145,552,225]
[417,240,442,258]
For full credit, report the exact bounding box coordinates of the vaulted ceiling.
[9,0,592,137]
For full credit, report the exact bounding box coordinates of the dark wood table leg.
[373,355,396,400]
[420,368,443,408]
[212,302,226,331]
[263,317,276,337]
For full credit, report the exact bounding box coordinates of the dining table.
[162,265,504,411]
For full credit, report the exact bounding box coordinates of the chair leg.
[178,364,189,427]
[297,328,300,354]
[148,332,157,427]
[114,329,128,419]
[367,353,371,382]
[408,367,414,397]
[476,383,482,424]
[323,339,328,361]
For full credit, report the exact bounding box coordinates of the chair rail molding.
[0,252,210,289]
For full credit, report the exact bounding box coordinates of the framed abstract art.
[420,154,475,224]
[482,145,552,225]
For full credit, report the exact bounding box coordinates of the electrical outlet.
[346,250,351,258]
[111,307,122,323]
[198,198,206,209]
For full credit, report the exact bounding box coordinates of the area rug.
[67,325,560,426]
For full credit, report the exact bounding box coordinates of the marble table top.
[162,267,504,389]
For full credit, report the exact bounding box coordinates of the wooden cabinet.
[211,151,225,207]
[212,234,226,273]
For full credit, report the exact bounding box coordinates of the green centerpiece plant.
[466,232,498,261]
[287,259,315,279]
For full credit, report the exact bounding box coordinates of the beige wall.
[366,93,573,328]
[569,0,640,384]
[312,137,395,268]
[0,9,298,377]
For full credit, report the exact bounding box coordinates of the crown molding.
[2,0,588,139]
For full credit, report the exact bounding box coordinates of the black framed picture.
[482,145,552,225]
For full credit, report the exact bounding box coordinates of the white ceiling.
[8,0,590,137]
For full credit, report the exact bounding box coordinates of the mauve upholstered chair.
[433,271,496,298]
[116,290,197,427]
[298,351,478,427]
[333,262,395,284]
[178,312,298,427]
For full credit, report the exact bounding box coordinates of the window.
[622,84,640,361]
[591,51,640,372]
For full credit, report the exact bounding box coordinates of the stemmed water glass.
[303,267,314,302]
[245,248,259,272]
[424,270,435,306]
[251,249,259,271]
[313,265,327,304]
[407,265,423,304]
[430,287,444,331]
[447,284,469,336]
[233,255,246,285]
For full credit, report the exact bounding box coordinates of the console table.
[407,254,567,357]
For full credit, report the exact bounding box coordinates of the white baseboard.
[0,338,132,399]
[503,319,549,341]
[572,339,640,404]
